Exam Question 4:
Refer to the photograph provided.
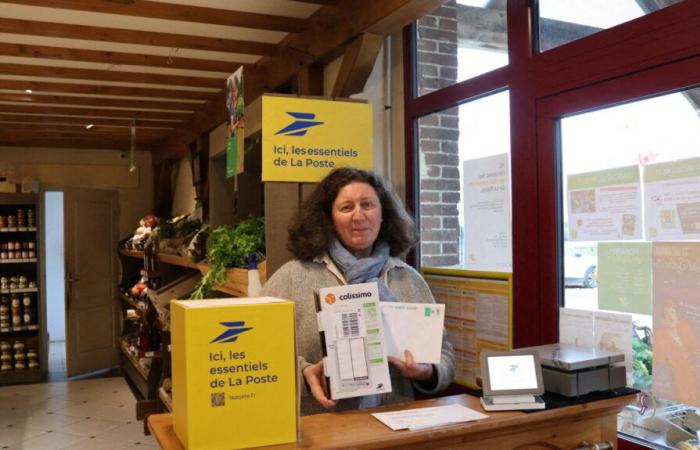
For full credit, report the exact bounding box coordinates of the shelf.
[0,325,39,335]
[0,287,38,294]
[0,227,37,233]
[158,387,173,412]
[119,249,199,269]
[197,261,267,298]
[0,367,42,385]
[119,338,150,381]
[120,292,144,311]
[0,258,37,264]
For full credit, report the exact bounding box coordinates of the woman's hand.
[388,350,433,381]
[302,361,337,410]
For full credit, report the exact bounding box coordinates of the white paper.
[381,303,445,364]
[372,404,488,431]
[594,310,633,382]
[318,282,391,400]
[559,307,596,349]
[462,153,512,271]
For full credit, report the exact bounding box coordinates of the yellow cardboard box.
[171,297,297,449]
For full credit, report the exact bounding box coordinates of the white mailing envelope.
[380,303,445,364]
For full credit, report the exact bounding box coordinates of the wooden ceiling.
[0,0,443,159]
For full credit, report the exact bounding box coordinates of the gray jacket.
[261,254,455,415]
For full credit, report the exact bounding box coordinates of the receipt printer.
[521,343,626,397]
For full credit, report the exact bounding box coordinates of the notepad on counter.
[381,302,445,364]
[372,404,488,431]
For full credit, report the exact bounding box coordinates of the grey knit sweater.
[261,254,455,416]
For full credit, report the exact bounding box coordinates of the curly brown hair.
[288,168,417,260]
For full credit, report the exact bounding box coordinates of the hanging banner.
[262,95,373,182]
[226,67,245,178]
[462,153,512,272]
[644,157,700,240]
[652,242,700,406]
[567,165,642,241]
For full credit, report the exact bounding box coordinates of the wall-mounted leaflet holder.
[479,349,546,411]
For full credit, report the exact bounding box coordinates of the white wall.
[171,157,196,216]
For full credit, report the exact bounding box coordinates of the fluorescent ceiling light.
[25,89,32,94]
[85,123,94,129]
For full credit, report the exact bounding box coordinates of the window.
[418,91,511,270]
[537,0,684,52]
[415,0,507,97]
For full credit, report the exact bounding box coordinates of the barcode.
[341,312,360,337]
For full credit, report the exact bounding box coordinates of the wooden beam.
[0,93,199,111]
[0,79,216,101]
[291,0,341,5]
[0,63,224,88]
[0,131,160,148]
[154,0,446,161]
[0,104,190,121]
[331,33,384,97]
[296,65,324,95]
[0,42,252,74]
[0,122,170,137]
[0,114,175,129]
[4,0,306,33]
[0,18,278,56]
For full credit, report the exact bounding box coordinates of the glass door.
[537,56,700,449]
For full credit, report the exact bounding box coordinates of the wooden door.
[64,187,119,377]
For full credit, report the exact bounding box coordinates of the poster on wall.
[644,157,700,240]
[261,95,373,183]
[598,242,652,315]
[226,66,245,178]
[651,242,700,406]
[567,165,642,241]
[462,153,511,272]
[424,274,510,389]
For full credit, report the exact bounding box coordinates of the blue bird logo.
[210,321,253,344]
[274,112,324,136]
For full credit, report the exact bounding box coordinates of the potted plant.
[191,217,265,299]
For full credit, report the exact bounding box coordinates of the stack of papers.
[372,404,488,431]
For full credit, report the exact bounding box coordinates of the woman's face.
[332,181,382,258]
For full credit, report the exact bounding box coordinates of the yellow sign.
[262,95,373,182]
[172,297,297,449]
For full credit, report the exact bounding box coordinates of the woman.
[261,167,454,415]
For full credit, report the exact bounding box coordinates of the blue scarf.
[328,238,396,409]
[328,238,397,303]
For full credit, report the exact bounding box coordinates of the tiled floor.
[0,341,157,449]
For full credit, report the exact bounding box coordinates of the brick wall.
[416,1,460,267]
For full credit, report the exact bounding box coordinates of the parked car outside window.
[564,242,598,288]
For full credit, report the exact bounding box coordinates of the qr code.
[211,392,225,407]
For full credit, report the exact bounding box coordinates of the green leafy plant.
[632,323,653,390]
[191,216,265,299]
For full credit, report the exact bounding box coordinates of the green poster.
[226,131,239,178]
[598,242,652,315]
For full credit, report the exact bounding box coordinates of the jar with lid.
[23,309,34,325]
[28,360,38,370]
[11,295,20,308]
[0,353,12,364]
[1,362,12,372]
[7,215,15,228]
[13,340,25,351]
[27,209,35,227]
[0,341,10,352]
[27,348,38,360]
[14,360,25,370]
[13,351,25,361]
[0,216,6,228]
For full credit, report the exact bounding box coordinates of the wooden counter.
[147,393,633,449]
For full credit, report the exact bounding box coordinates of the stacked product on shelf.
[0,195,44,385]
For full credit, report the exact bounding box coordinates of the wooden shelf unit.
[0,193,45,385]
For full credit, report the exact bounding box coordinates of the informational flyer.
[316,282,391,400]
[559,308,595,349]
[424,274,510,388]
[567,165,642,241]
[462,153,512,272]
[644,157,700,240]
[652,242,700,406]
[594,310,633,379]
[598,242,652,315]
